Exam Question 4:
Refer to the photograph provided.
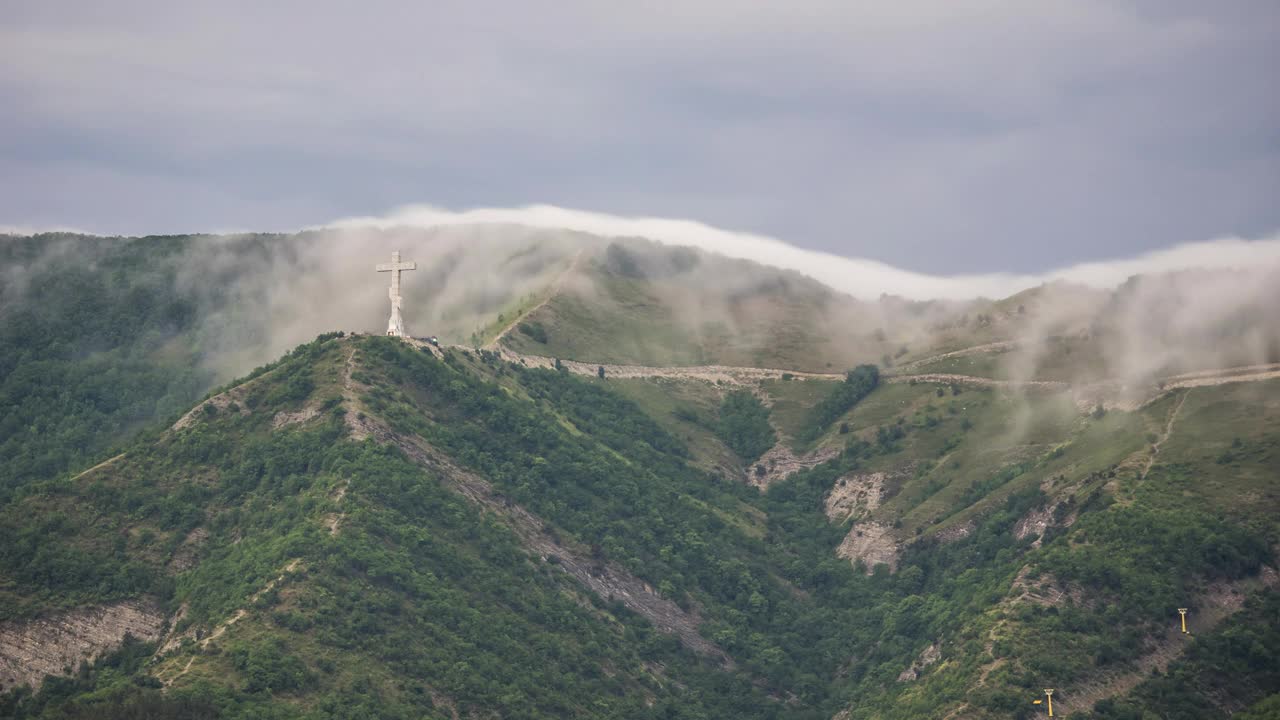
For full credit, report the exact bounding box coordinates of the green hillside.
[493,239,972,373]
[1,331,1275,719]
[2,233,1278,719]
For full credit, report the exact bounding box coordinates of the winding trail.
[884,372,1068,391]
[896,341,1019,371]
[494,346,844,385]
[485,250,586,350]
[487,345,1279,410]
[157,559,303,685]
[1141,390,1187,481]
[1156,364,1280,393]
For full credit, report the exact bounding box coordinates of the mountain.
[1,232,1278,719]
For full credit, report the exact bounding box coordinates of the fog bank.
[322,204,1280,301]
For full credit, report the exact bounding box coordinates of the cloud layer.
[324,204,1280,300]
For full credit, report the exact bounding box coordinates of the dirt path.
[1159,365,1280,392]
[897,341,1019,371]
[340,345,377,441]
[885,372,1068,391]
[157,559,302,685]
[491,345,1278,410]
[1160,362,1280,383]
[1141,391,1187,481]
[485,250,586,350]
[69,453,125,482]
[495,347,844,385]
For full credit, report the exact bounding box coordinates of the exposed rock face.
[751,442,839,489]
[0,599,167,691]
[897,643,941,682]
[1008,566,1084,607]
[167,527,208,572]
[272,404,321,429]
[934,520,975,544]
[1014,504,1055,542]
[825,472,885,522]
[836,522,898,574]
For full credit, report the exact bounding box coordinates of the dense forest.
[0,237,213,490]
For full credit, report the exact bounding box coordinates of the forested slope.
[1,333,1275,719]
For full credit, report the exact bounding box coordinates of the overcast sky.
[2,1,1277,274]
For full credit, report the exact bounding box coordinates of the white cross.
[376,251,416,337]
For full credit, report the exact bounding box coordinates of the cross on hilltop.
[376,251,416,337]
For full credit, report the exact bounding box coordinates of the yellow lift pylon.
[1043,688,1054,716]
[1178,608,1189,634]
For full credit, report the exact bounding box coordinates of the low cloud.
[323,204,1280,301]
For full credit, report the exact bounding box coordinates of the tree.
[715,391,776,464]
[798,365,880,443]
[597,366,605,379]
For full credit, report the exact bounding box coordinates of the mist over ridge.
[323,203,1280,301]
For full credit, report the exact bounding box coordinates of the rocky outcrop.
[934,520,975,544]
[825,471,886,523]
[897,643,941,682]
[0,599,167,691]
[167,527,208,572]
[836,522,898,574]
[272,404,321,429]
[1013,504,1055,542]
[751,443,839,489]
[1008,566,1084,608]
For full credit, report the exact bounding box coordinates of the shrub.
[518,321,548,343]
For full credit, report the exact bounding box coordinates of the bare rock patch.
[0,599,166,691]
[272,404,321,429]
[167,527,208,573]
[751,443,839,489]
[934,520,975,544]
[825,472,885,523]
[836,522,899,574]
[897,643,941,682]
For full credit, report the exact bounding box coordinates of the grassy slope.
[500,248,900,372]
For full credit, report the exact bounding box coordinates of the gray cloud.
[1,1,1277,273]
